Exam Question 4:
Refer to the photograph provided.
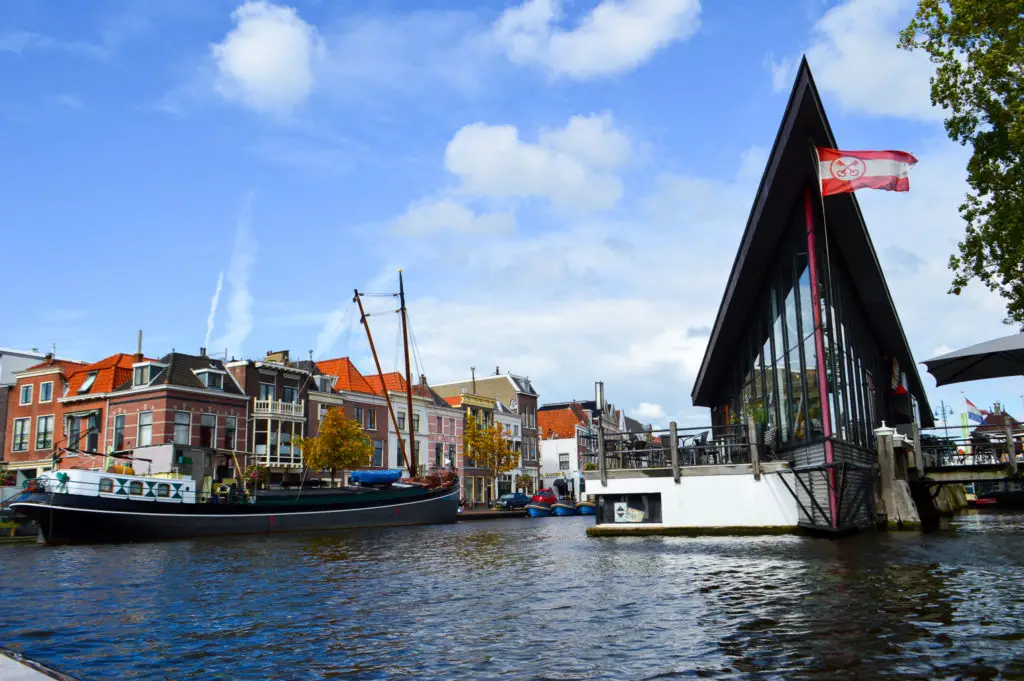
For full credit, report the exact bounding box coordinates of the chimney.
[471,366,476,394]
[419,373,427,386]
[200,347,207,357]
[134,330,144,363]
[495,365,500,375]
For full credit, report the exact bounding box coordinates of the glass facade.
[715,200,887,454]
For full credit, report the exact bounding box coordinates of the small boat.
[525,503,553,517]
[575,500,596,515]
[552,502,578,516]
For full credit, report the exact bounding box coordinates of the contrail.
[204,271,225,351]
[213,191,256,359]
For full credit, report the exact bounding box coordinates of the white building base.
[585,462,800,536]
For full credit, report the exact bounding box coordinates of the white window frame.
[19,384,32,405]
[173,411,192,445]
[258,382,275,401]
[12,417,30,452]
[354,406,364,427]
[79,371,98,393]
[225,416,237,451]
[35,415,54,450]
[39,381,53,403]
[200,413,218,448]
[138,411,153,447]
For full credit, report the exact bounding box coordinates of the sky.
[2,0,1021,430]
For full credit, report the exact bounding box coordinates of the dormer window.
[78,372,98,393]
[318,376,335,393]
[195,368,226,390]
[132,362,166,388]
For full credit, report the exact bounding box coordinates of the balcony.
[253,399,306,420]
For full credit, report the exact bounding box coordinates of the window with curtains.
[35,415,54,450]
[138,412,153,446]
[174,411,191,445]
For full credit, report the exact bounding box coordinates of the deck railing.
[253,399,305,419]
[597,424,763,472]
[920,424,1022,469]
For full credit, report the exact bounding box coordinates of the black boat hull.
[12,484,459,545]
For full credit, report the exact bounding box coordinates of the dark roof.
[509,373,538,396]
[115,352,245,395]
[623,416,647,433]
[689,56,933,427]
[294,360,322,375]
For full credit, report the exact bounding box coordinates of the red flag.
[816,147,918,196]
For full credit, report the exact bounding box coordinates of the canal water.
[2,512,1023,680]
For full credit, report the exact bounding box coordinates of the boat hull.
[11,484,460,545]
[552,503,578,516]
[575,501,596,515]
[525,503,553,517]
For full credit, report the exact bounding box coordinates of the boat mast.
[354,287,411,474]
[398,269,418,479]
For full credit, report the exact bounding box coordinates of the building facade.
[0,348,48,459]
[538,402,598,499]
[316,357,391,471]
[431,370,541,491]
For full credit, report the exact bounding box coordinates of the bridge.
[917,422,1021,485]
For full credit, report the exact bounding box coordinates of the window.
[318,404,328,422]
[156,483,170,498]
[397,412,406,430]
[559,452,570,470]
[414,440,421,467]
[318,376,334,392]
[39,382,53,403]
[174,411,191,445]
[99,478,114,493]
[372,440,384,467]
[354,406,364,427]
[412,414,420,433]
[85,414,99,452]
[12,418,29,451]
[200,414,217,447]
[225,417,237,450]
[138,412,153,447]
[35,416,54,450]
[514,425,519,436]
[129,481,143,495]
[449,444,456,463]
[283,387,298,404]
[113,415,125,450]
[19,384,32,405]
[435,442,443,467]
[367,409,376,430]
[204,372,224,390]
[259,383,275,400]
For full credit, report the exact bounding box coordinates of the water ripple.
[2,513,1024,679]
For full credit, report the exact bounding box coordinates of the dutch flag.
[966,398,986,425]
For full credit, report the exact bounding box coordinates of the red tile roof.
[443,396,462,407]
[365,371,407,395]
[315,358,376,395]
[23,358,88,374]
[65,353,154,396]
[539,406,587,439]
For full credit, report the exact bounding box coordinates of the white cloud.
[633,402,666,420]
[444,112,630,211]
[213,192,257,359]
[493,0,701,79]
[390,199,516,236]
[204,271,225,351]
[771,0,942,121]
[211,1,324,115]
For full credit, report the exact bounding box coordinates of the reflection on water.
[2,512,1024,680]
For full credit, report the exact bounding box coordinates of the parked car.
[531,489,557,506]
[495,492,530,510]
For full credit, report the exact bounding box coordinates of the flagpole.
[805,143,838,530]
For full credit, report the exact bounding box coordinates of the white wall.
[596,472,799,528]
[0,350,44,386]
[539,436,583,496]
[388,400,430,470]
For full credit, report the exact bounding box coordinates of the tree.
[0,463,14,487]
[294,408,373,487]
[899,1,1024,324]
[464,415,519,501]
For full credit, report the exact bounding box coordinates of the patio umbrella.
[922,333,1024,386]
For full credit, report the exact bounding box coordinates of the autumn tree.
[463,414,519,501]
[294,408,373,487]
[899,1,1024,324]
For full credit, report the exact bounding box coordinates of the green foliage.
[244,464,268,488]
[294,407,373,484]
[0,463,14,487]
[463,415,519,481]
[899,1,1024,324]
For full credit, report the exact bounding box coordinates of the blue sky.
[3,0,1021,427]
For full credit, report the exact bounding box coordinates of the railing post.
[751,425,761,481]
[1004,418,1018,476]
[597,424,607,487]
[669,421,680,483]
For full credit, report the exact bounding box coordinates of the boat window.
[99,478,114,493]
[156,483,170,498]
[129,481,143,495]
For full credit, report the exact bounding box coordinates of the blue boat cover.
[350,469,403,484]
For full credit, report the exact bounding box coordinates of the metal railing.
[597,424,761,471]
[919,424,1022,469]
[253,399,306,419]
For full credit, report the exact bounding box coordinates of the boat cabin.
[36,469,197,504]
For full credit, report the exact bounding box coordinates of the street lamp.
[933,401,954,432]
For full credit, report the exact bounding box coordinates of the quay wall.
[587,464,800,536]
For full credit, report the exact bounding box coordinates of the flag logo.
[829,157,866,180]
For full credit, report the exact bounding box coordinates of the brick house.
[432,370,541,491]
[316,358,390,470]
[5,356,88,484]
[443,392,499,505]
[226,350,317,484]
[105,351,249,496]
[0,348,49,458]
